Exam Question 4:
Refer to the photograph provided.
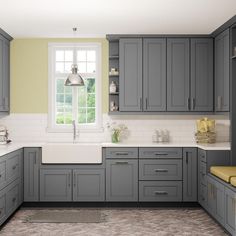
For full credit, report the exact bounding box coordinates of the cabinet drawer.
[199,171,207,186]
[6,152,19,183]
[199,184,207,205]
[0,189,6,224]
[0,160,6,190]
[200,161,207,175]
[105,148,138,159]
[198,149,207,163]
[139,159,182,180]
[6,179,19,215]
[139,181,182,202]
[139,148,182,159]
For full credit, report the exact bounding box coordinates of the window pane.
[56,79,64,93]
[65,50,73,61]
[87,94,95,107]
[56,94,64,104]
[56,113,64,124]
[78,86,86,107]
[78,108,86,124]
[65,94,72,104]
[78,62,86,73]
[57,106,64,113]
[87,62,96,73]
[77,50,86,61]
[56,62,64,73]
[65,63,72,73]
[65,85,72,94]
[87,108,95,123]
[87,51,96,61]
[65,114,72,124]
[86,78,95,93]
[56,51,64,61]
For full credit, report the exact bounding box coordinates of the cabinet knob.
[154,169,168,172]
[154,191,168,195]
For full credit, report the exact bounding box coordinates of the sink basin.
[42,142,102,164]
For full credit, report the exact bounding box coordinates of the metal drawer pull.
[154,169,168,172]
[12,165,17,170]
[154,191,168,195]
[73,173,76,187]
[68,174,71,187]
[115,161,129,164]
[155,153,168,156]
[12,197,16,202]
[115,152,129,156]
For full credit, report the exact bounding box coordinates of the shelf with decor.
[108,39,120,113]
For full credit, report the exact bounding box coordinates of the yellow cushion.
[230,177,236,187]
[210,166,236,182]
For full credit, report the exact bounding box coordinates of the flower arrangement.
[107,122,128,143]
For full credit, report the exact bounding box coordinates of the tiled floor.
[0,207,228,236]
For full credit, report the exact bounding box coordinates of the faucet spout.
[72,120,76,143]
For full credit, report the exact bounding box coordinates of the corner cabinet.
[215,28,230,112]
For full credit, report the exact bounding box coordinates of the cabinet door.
[183,148,197,202]
[190,38,213,111]
[17,149,23,206]
[106,159,138,201]
[225,187,236,235]
[143,38,166,111]
[24,148,40,202]
[73,169,105,202]
[40,169,72,202]
[167,38,190,111]
[214,180,225,226]
[207,176,216,216]
[215,29,230,112]
[119,38,142,111]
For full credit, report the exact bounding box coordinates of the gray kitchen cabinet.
[143,38,166,111]
[17,149,23,206]
[183,148,197,202]
[215,29,230,112]
[106,159,138,201]
[40,169,72,202]
[167,38,190,111]
[119,38,142,111]
[24,148,41,202]
[0,34,10,113]
[225,187,236,235]
[190,38,213,111]
[73,169,105,202]
[207,175,225,227]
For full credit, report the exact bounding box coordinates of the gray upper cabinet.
[167,38,190,111]
[106,159,138,201]
[119,38,142,111]
[24,148,40,202]
[40,169,72,202]
[143,38,166,111]
[215,29,230,112]
[183,148,197,202]
[190,38,213,111]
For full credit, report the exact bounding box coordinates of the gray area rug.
[26,210,106,223]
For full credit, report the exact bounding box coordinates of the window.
[48,43,102,132]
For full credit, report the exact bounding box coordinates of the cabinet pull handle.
[34,156,37,165]
[154,169,168,172]
[192,98,195,110]
[145,98,148,110]
[115,161,128,164]
[12,197,16,202]
[2,98,5,109]
[68,174,71,187]
[115,152,129,156]
[217,96,222,111]
[12,165,17,170]
[140,98,142,110]
[154,191,168,195]
[187,98,191,110]
[73,173,76,187]
[155,153,168,156]
[0,174,2,178]
[186,152,189,164]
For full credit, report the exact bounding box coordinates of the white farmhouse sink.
[42,142,102,164]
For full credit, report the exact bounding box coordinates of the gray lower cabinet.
[167,38,190,111]
[73,169,105,202]
[183,148,197,202]
[143,38,166,111]
[119,38,142,111]
[106,159,138,201]
[40,169,72,202]
[190,38,213,111]
[139,181,182,202]
[24,148,41,202]
[215,28,230,112]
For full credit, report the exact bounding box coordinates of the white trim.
[47,42,102,133]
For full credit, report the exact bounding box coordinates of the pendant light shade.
[65,64,84,86]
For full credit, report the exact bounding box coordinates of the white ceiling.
[0,0,236,38]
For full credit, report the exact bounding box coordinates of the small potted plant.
[107,122,128,143]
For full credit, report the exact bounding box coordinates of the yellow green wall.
[10,38,109,113]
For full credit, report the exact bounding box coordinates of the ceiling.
[0,0,236,38]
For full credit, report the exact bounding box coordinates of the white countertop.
[0,141,230,157]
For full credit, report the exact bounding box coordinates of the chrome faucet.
[72,120,76,143]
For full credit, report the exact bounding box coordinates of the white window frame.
[47,42,102,133]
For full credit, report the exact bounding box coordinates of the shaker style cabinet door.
[183,148,197,202]
[190,38,213,111]
[215,28,230,112]
[167,38,190,111]
[24,148,40,202]
[143,38,166,111]
[119,38,142,111]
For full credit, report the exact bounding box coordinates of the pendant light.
[65,28,85,86]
